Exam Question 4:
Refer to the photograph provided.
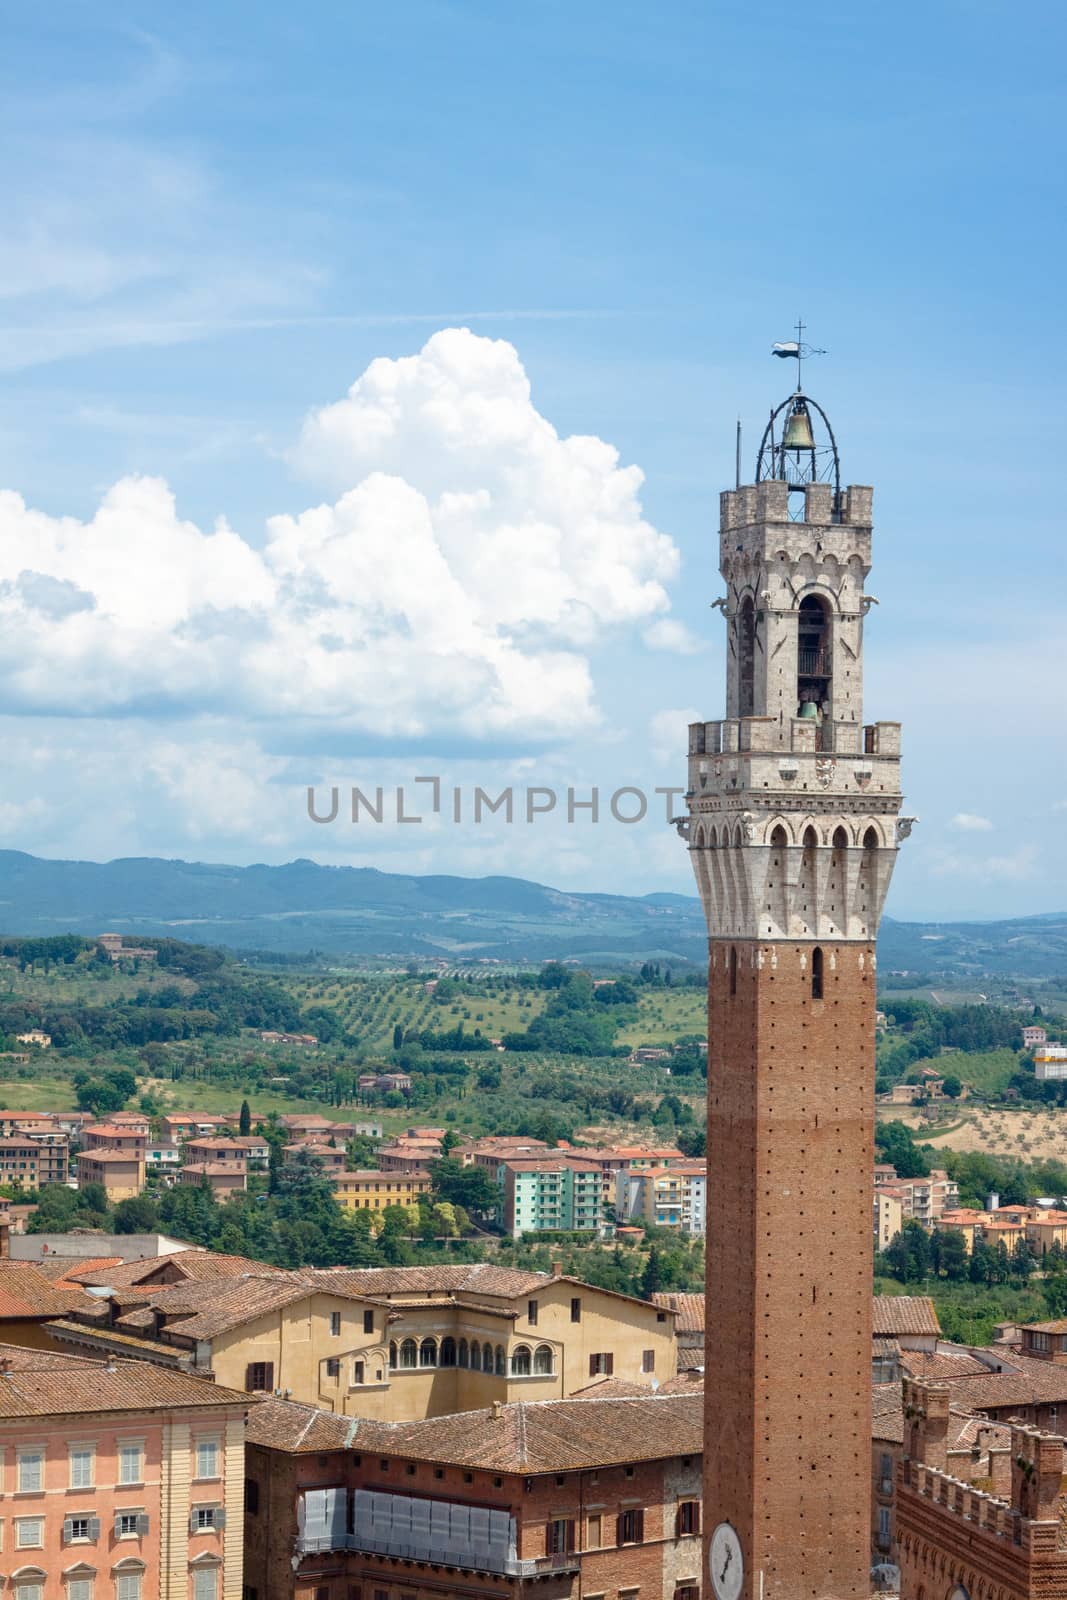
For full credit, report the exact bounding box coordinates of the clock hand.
[720,1549,733,1582]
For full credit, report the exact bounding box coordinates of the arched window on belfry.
[738,596,756,716]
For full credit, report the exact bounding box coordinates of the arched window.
[511,1344,531,1376]
[797,594,831,720]
[738,596,756,717]
[812,946,824,1001]
[440,1337,457,1368]
[388,1341,398,1370]
[470,1340,482,1371]
[458,1338,469,1368]
[729,945,738,997]
[832,825,848,850]
[495,1345,506,1376]
[534,1344,553,1375]
[399,1338,417,1369]
[483,1341,494,1372]
[419,1338,438,1368]
[863,825,879,851]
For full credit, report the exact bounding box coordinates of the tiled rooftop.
[248,1392,703,1471]
[0,1342,249,1418]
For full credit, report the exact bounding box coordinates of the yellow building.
[49,1259,677,1423]
[332,1168,431,1211]
[77,1147,145,1201]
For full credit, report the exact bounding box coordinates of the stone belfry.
[682,375,910,1600]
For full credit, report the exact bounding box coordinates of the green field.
[616,988,706,1047]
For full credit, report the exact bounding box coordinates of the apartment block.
[502,1158,605,1237]
[332,1170,431,1212]
[874,1167,958,1225]
[615,1163,707,1235]
[0,1342,248,1600]
[77,1150,145,1202]
[0,1136,69,1191]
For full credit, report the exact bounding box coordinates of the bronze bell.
[782,402,815,451]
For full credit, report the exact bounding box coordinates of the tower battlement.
[719,480,873,532]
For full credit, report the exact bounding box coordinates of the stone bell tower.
[681,384,911,1600]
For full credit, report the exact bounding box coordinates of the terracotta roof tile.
[0,1341,250,1418]
[248,1393,703,1471]
[652,1292,704,1333]
[872,1296,941,1337]
[0,1263,91,1319]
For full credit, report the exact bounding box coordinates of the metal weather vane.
[771,318,827,393]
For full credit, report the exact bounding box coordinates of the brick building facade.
[244,1392,703,1600]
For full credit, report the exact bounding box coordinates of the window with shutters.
[326,1358,341,1378]
[587,1513,602,1547]
[676,1587,699,1600]
[617,1509,644,1545]
[363,1309,374,1333]
[588,1352,613,1376]
[17,1448,44,1493]
[195,1438,220,1479]
[66,1578,94,1600]
[570,1297,581,1323]
[15,1516,45,1547]
[65,1514,97,1542]
[330,1312,342,1336]
[193,1569,218,1600]
[116,1574,143,1600]
[193,1506,220,1532]
[69,1445,95,1489]
[642,1349,655,1373]
[245,1479,260,1515]
[15,1583,44,1600]
[244,1363,274,1394]
[546,1518,575,1554]
[676,1501,700,1537]
[118,1442,143,1485]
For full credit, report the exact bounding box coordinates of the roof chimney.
[551,1259,563,1277]
[491,1400,503,1420]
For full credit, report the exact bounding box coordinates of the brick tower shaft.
[682,404,910,1600]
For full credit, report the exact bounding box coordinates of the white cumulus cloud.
[950,812,994,832]
[0,329,685,740]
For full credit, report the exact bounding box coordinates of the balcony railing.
[798,647,831,677]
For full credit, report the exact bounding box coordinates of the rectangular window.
[244,1362,274,1394]
[195,1506,218,1531]
[17,1449,44,1493]
[879,1507,891,1540]
[326,1358,341,1378]
[330,1312,342,1336]
[245,1479,260,1515]
[528,1300,538,1325]
[588,1352,614,1377]
[118,1442,143,1485]
[116,1511,142,1537]
[547,1518,575,1554]
[677,1501,700,1537]
[315,1589,329,1600]
[363,1309,374,1334]
[67,1579,94,1600]
[193,1571,217,1600]
[642,1349,655,1373]
[195,1439,220,1480]
[66,1514,95,1542]
[676,1588,699,1600]
[617,1509,644,1546]
[353,1360,365,1384]
[587,1513,602,1547]
[69,1445,95,1489]
[117,1575,142,1600]
[15,1516,45,1547]
[570,1297,581,1323]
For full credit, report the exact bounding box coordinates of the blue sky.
[0,0,1063,920]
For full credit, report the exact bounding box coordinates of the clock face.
[709,1521,744,1600]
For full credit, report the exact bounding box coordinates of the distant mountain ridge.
[0,849,1063,975]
